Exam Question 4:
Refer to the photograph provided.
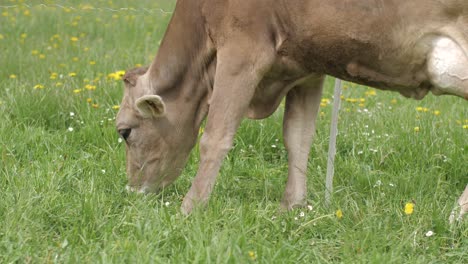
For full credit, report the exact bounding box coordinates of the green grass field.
[0,0,467,263]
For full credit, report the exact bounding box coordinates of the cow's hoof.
[181,198,194,216]
[280,199,306,212]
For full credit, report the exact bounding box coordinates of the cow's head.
[116,66,196,193]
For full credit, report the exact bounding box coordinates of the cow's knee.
[199,132,233,158]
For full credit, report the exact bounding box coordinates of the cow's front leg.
[281,75,324,210]
[181,44,275,215]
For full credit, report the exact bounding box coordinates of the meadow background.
[0,0,467,263]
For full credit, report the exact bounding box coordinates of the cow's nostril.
[118,128,132,141]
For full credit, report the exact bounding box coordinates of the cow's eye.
[118,128,132,141]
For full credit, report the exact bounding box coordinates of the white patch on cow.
[427,37,468,98]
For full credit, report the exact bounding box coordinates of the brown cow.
[116,0,468,219]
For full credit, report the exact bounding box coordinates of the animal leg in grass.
[181,45,275,215]
[281,75,324,210]
[450,185,468,223]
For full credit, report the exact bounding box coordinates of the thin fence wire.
[0,3,173,14]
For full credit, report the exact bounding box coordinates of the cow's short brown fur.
[116,0,468,218]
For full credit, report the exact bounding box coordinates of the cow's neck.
[147,0,214,142]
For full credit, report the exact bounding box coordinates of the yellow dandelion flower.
[336,209,343,219]
[89,61,96,65]
[1,12,7,17]
[359,98,366,103]
[9,74,17,79]
[73,89,82,94]
[70,37,79,42]
[112,105,120,110]
[391,99,397,104]
[20,33,27,38]
[39,54,46,59]
[358,103,365,107]
[33,84,44,89]
[135,63,142,67]
[464,119,468,124]
[85,84,96,91]
[404,202,414,215]
[433,110,441,116]
[107,73,117,80]
[55,82,63,87]
[423,107,429,112]
[72,57,79,62]
[463,125,468,129]
[365,89,377,96]
[31,50,39,55]
[50,72,58,79]
[414,127,420,132]
[86,98,92,103]
[23,10,30,16]
[0,34,4,40]
[92,103,99,108]
[68,72,77,77]
[416,107,423,112]
[248,251,256,261]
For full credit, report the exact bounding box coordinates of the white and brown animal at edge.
[116,0,468,220]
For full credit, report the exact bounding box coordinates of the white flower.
[118,138,123,143]
[307,205,313,211]
[299,211,305,217]
[67,127,74,132]
[70,112,75,117]
[373,180,382,187]
[101,169,106,174]
[425,231,435,237]
[164,201,170,207]
[271,144,277,148]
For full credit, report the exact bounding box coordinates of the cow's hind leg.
[450,185,468,223]
[281,75,324,210]
[181,43,275,215]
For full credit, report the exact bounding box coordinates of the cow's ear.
[135,95,166,118]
